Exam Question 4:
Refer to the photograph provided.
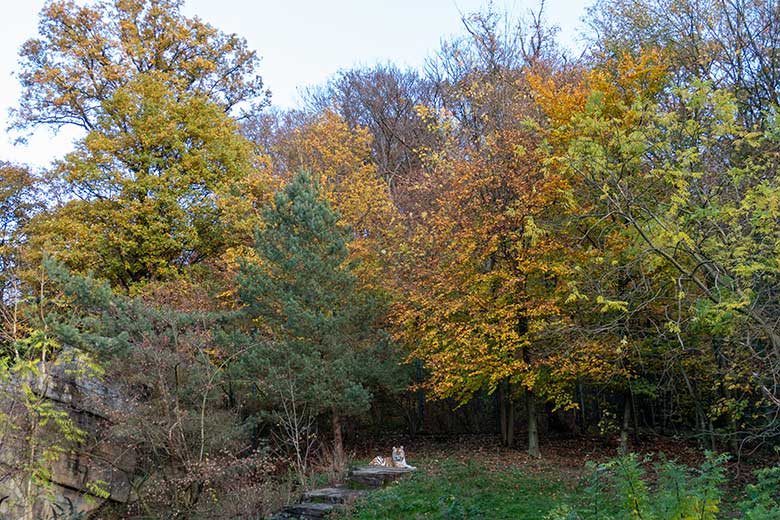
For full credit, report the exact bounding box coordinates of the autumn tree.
[304,64,439,192]
[238,171,389,470]
[0,163,41,349]
[260,110,399,288]
[396,118,579,455]
[586,0,780,126]
[535,47,780,450]
[16,0,271,289]
[391,7,583,456]
[237,109,408,444]
[426,6,563,148]
[13,0,267,133]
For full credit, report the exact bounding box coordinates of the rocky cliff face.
[0,352,135,519]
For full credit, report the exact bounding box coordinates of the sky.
[0,0,591,169]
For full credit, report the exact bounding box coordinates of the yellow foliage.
[270,110,400,292]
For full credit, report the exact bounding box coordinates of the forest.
[1,0,780,518]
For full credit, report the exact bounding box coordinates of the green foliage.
[537,48,780,442]
[334,453,780,520]
[0,162,40,344]
[16,0,269,288]
[0,162,39,254]
[35,258,276,517]
[549,452,729,520]
[237,170,392,418]
[0,326,104,517]
[739,467,780,519]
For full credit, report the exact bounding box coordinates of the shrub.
[739,467,780,519]
[547,451,729,520]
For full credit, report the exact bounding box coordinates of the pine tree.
[238,170,382,469]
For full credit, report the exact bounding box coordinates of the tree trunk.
[497,380,515,447]
[724,384,740,454]
[677,359,709,447]
[619,393,631,454]
[497,383,507,445]
[415,359,425,434]
[526,389,540,458]
[577,378,586,434]
[506,383,515,447]
[714,339,740,454]
[331,410,345,471]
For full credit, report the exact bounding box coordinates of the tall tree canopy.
[17,0,271,288]
[587,0,780,126]
[0,163,41,347]
[13,0,267,134]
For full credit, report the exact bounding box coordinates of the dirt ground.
[350,432,769,491]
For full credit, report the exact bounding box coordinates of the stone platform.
[271,465,416,519]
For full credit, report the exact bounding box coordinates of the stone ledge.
[277,501,344,519]
[347,465,416,489]
[302,486,367,505]
[268,465,418,518]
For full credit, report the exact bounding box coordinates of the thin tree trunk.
[331,410,345,472]
[497,383,507,446]
[708,419,717,451]
[676,359,709,447]
[714,339,740,454]
[577,378,586,434]
[619,393,631,454]
[415,359,425,434]
[526,389,540,458]
[507,389,515,448]
[724,384,740,454]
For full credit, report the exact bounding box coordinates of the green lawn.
[337,458,583,520]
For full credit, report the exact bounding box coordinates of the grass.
[336,457,583,520]
[328,435,771,519]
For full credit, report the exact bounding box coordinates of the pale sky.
[0,0,591,169]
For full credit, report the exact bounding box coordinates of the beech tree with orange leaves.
[391,11,583,455]
[395,132,573,455]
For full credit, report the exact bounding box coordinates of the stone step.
[277,501,344,519]
[302,486,367,505]
[268,467,417,518]
[347,466,416,489]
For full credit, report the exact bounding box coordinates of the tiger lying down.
[369,446,416,469]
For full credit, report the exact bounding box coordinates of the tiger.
[369,445,416,469]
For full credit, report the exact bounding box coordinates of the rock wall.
[0,352,135,519]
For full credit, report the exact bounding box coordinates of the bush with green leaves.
[547,452,729,520]
[739,467,780,519]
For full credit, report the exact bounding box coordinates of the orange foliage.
[530,50,668,144]
[270,110,400,291]
[394,113,578,406]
